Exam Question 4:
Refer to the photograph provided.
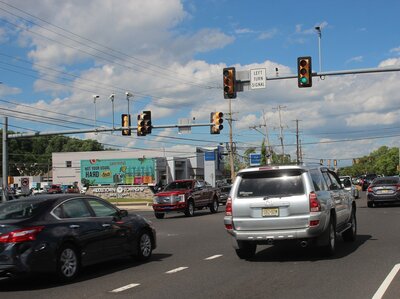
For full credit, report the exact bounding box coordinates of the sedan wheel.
[57,245,80,281]
[135,231,153,261]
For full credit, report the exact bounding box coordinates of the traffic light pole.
[2,117,8,202]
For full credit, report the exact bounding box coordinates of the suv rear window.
[237,170,305,198]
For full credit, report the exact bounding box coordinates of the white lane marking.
[110,283,140,293]
[165,267,188,274]
[204,254,223,260]
[372,263,400,299]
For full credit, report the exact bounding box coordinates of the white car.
[340,176,359,199]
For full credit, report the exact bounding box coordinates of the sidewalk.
[115,201,154,211]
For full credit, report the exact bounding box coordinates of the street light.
[315,26,322,73]
[109,94,115,130]
[126,92,133,116]
[93,95,100,127]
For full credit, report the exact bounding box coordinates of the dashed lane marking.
[165,267,189,274]
[110,283,140,293]
[372,263,400,299]
[204,254,223,260]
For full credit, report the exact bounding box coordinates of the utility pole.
[294,119,302,164]
[249,110,272,164]
[2,117,8,202]
[228,98,235,183]
[274,105,286,163]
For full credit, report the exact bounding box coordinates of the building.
[52,146,226,189]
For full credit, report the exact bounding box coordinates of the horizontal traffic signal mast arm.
[236,66,400,83]
[7,123,218,139]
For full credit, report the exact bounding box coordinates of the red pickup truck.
[152,179,220,219]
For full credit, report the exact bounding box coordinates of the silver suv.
[224,165,357,259]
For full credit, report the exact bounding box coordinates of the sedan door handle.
[69,225,80,229]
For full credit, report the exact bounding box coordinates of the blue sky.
[0,0,399,167]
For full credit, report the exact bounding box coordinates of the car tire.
[134,231,153,261]
[343,210,357,242]
[184,200,195,217]
[155,212,165,219]
[322,218,336,256]
[367,202,374,208]
[209,197,219,213]
[235,241,257,259]
[56,244,80,282]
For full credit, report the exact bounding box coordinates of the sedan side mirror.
[119,209,128,217]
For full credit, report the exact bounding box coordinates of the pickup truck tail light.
[225,197,232,216]
[309,192,321,212]
[396,184,400,191]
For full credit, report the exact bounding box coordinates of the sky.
[0,0,399,168]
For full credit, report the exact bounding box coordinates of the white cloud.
[257,29,277,40]
[346,56,363,64]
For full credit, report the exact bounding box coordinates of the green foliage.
[339,146,399,177]
[0,130,105,176]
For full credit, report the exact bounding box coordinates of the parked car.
[360,174,378,191]
[46,184,62,194]
[367,176,400,208]
[153,179,220,219]
[218,184,232,205]
[0,194,156,281]
[224,165,356,259]
[340,176,359,199]
[65,185,80,193]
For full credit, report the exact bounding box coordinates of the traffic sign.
[21,177,29,187]
[21,177,30,194]
[250,153,262,166]
[250,68,266,89]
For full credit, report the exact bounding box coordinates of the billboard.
[81,158,155,186]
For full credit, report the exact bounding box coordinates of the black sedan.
[367,176,400,207]
[0,194,156,281]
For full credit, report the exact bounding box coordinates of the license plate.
[262,208,279,217]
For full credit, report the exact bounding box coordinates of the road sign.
[250,68,267,89]
[21,177,30,194]
[249,153,262,166]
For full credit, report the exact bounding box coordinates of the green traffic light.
[300,77,308,84]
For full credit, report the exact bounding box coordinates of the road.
[1,192,400,299]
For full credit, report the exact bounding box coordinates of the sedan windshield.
[0,201,44,220]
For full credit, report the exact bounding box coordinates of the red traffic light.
[223,67,236,99]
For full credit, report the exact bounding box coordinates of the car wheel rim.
[213,200,218,210]
[352,216,356,234]
[189,203,194,215]
[330,224,335,249]
[140,234,152,257]
[60,248,77,278]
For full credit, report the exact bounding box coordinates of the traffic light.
[210,112,224,134]
[121,114,131,136]
[297,56,312,88]
[137,110,152,136]
[223,67,236,99]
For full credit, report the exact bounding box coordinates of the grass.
[106,198,153,203]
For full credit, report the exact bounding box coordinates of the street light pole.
[315,26,322,73]
[126,92,133,116]
[93,95,99,127]
[109,94,115,130]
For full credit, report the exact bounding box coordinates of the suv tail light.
[0,226,45,243]
[396,184,400,192]
[309,192,321,212]
[367,186,373,193]
[225,197,232,216]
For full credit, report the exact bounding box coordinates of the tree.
[0,130,106,176]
